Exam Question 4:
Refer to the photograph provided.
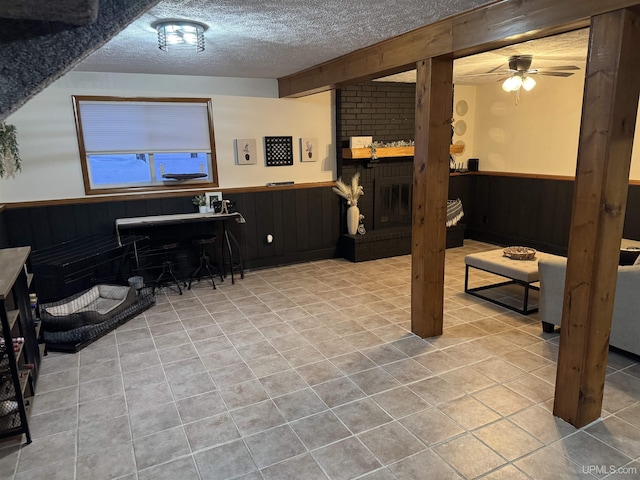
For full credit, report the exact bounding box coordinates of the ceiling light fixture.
[501,73,536,93]
[156,21,206,53]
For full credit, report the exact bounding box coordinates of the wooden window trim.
[72,95,220,195]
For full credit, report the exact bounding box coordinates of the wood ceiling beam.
[410,56,453,338]
[278,0,640,98]
[554,7,640,428]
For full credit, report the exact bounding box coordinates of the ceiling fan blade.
[536,65,580,71]
[485,63,508,74]
[538,71,575,77]
[459,72,512,78]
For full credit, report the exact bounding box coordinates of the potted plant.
[0,123,21,178]
[192,194,207,213]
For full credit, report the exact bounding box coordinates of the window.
[73,96,219,194]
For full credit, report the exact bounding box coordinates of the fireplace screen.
[374,176,412,229]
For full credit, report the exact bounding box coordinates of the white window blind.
[78,101,211,153]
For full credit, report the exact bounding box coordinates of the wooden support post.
[411,56,453,338]
[554,8,640,428]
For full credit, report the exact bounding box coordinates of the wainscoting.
[4,174,640,275]
[1,186,342,271]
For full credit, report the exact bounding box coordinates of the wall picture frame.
[300,137,318,162]
[205,191,223,212]
[235,139,257,165]
[264,136,294,166]
[349,136,373,148]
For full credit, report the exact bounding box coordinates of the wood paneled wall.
[3,187,342,269]
[466,175,576,254]
[5,174,640,268]
[0,210,8,249]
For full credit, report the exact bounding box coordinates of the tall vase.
[347,204,359,235]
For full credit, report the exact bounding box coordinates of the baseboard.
[244,247,339,270]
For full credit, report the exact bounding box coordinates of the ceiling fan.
[495,55,580,92]
[462,55,580,95]
[480,55,580,92]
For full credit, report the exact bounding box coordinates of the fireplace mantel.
[342,144,464,159]
[342,147,414,159]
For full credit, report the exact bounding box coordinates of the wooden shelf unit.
[0,247,40,444]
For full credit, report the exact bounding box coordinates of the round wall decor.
[455,100,468,116]
[454,120,467,136]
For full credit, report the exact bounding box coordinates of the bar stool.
[152,242,185,295]
[188,236,224,290]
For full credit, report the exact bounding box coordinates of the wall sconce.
[156,21,206,53]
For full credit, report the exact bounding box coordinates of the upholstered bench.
[464,249,563,314]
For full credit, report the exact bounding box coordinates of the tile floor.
[1,240,640,480]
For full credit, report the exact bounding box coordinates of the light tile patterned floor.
[2,240,640,479]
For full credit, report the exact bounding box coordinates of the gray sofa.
[538,253,640,357]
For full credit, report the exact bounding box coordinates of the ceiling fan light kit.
[502,75,523,92]
[462,54,578,101]
[522,76,536,91]
[502,74,537,92]
[156,21,206,53]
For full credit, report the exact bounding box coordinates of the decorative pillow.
[620,247,640,265]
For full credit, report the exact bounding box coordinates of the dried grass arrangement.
[332,172,364,206]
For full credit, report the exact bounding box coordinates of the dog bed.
[41,284,155,352]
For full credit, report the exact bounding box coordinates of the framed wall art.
[205,191,223,212]
[235,139,257,165]
[264,136,293,166]
[300,137,318,162]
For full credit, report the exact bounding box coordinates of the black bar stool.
[152,242,185,295]
[188,236,224,290]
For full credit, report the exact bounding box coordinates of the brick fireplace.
[336,81,466,262]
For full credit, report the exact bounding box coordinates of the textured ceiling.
[75,0,500,78]
[382,28,589,84]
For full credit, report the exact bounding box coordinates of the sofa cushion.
[538,256,640,357]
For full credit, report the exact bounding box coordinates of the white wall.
[468,72,640,179]
[2,72,335,202]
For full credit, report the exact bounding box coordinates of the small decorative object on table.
[503,246,537,260]
[332,173,364,235]
[357,213,366,235]
[192,194,207,213]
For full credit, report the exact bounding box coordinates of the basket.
[503,246,536,260]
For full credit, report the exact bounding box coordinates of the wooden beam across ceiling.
[278,0,640,97]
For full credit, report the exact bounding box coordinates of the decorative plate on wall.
[455,100,469,117]
[454,120,467,136]
[264,136,294,166]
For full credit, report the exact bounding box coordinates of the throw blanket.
[446,199,464,227]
